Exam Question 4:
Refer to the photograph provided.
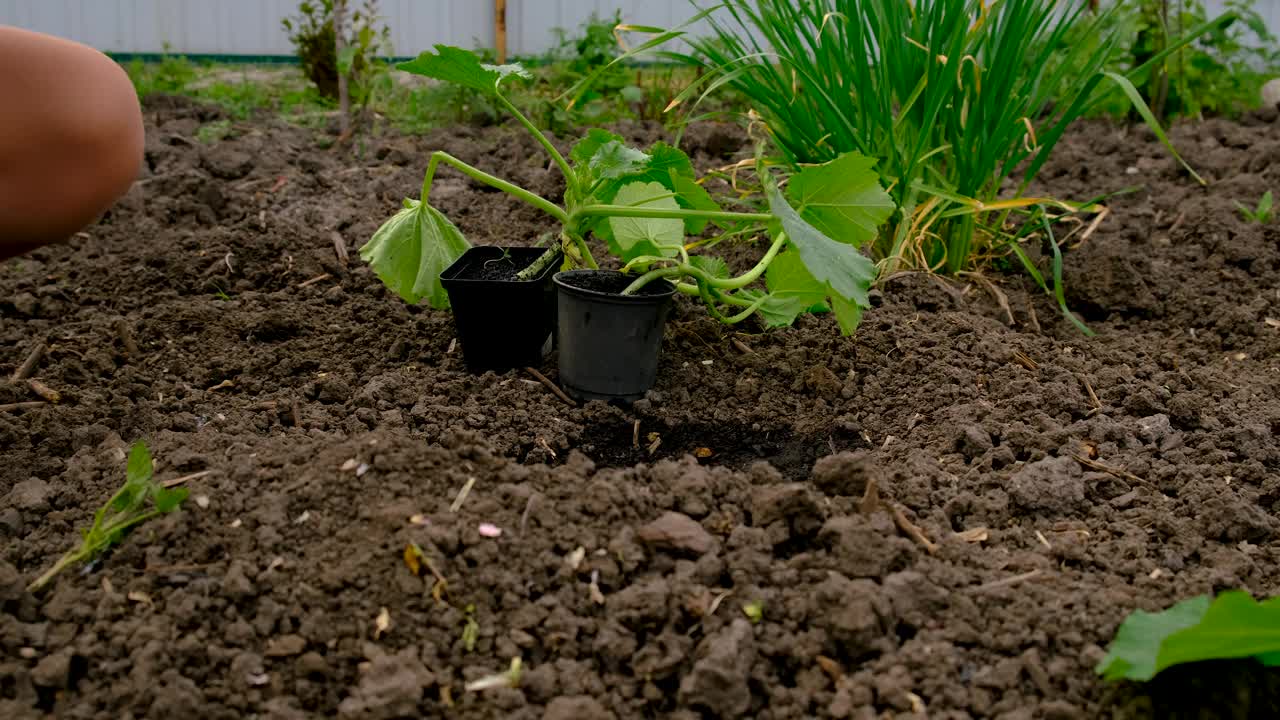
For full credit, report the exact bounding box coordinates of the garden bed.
[2,95,1279,719]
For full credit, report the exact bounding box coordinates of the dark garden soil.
[2,95,1279,719]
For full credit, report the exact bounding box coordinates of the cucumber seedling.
[360,45,895,334]
[28,441,189,592]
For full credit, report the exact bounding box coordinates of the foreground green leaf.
[1098,592,1280,682]
[360,200,470,309]
[1158,592,1280,672]
[397,45,530,95]
[1097,595,1211,681]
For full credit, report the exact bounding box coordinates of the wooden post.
[495,0,508,64]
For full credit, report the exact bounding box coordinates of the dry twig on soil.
[523,367,575,406]
[11,342,45,382]
[0,401,47,413]
[1072,454,1150,487]
[332,231,350,266]
[26,379,60,403]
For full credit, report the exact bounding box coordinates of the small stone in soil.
[637,512,715,556]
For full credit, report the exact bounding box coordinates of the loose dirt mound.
[2,96,1279,718]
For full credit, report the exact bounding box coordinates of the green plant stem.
[565,231,599,269]
[422,151,568,224]
[512,245,560,281]
[497,95,577,197]
[576,205,773,224]
[621,233,786,295]
[28,550,79,592]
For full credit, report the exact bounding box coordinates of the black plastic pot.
[440,246,562,372]
[553,269,677,403]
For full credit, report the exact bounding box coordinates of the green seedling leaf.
[1097,594,1211,681]
[28,440,188,592]
[154,486,189,514]
[360,200,470,309]
[743,601,763,624]
[788,152,895,247]
[127,441,154,486]
[1156,591,1280,672]
[397,45,530,95]
[607,182,683,263]
[766,179,877,320]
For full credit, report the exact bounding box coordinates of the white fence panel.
[0,0,1277,58]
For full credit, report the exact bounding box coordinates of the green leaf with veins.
[766,179,876,315]
[359,200,470,308]
[570,129,626,170]
[787,152,895,246]
[589,142,651,183]
[596,143,720,233]
[737,290,810,327]
[689,255,729,280]
[607,182,683,263]
[766,250,828,304]
[397,45,530,95]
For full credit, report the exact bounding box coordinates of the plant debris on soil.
[2,95,1280,719]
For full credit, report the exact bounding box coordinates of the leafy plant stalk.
[28,441,188,592]
[361,46,896,334]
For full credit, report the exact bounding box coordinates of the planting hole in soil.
[4,54,1280,720]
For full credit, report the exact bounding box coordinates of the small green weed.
[1235,191,1274,224]
[28,441,188,592]
[461,604,480,652]
[196,119,234,143]
[1098,591,1280,682]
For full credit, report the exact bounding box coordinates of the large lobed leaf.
[397,45,530,95]
[360,200,471,309]
[765,175,876,335]
[788,152,895,247]
[607,182,683,263]
[1098,591,1280,682]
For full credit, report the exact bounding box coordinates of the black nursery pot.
[440,246,562,372]
[553,269,677,403]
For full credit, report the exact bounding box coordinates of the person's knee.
[52,46,145,224]
[0,28,144,257]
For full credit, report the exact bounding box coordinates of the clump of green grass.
[1235,191,1274,224]
[653,0,1233,333]
[28,441,188,592]
[684,1,1222,273]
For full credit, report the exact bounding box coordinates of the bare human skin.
[0,26,144,260]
